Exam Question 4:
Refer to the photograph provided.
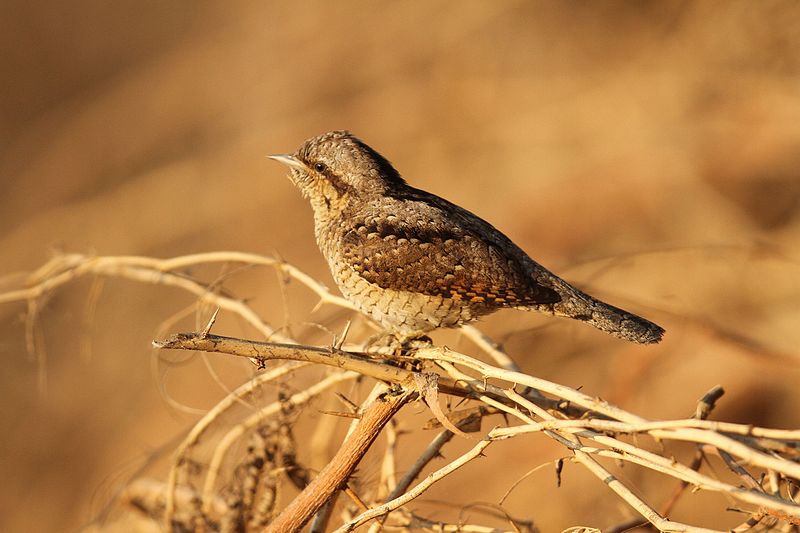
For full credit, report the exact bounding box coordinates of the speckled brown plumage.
[270,130,664,344]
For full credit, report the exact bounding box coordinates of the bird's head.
[269,130,406,213]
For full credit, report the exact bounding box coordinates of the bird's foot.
[364,331,433,356]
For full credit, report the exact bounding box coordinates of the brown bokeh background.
[2,2,799,531]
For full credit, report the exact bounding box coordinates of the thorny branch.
[3,252,800,532]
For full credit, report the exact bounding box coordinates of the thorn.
[201,307,220,337]
[335,320,351,350]
[318,409,361,419]
[311,297,326,314]
[343,484,369,512]
[555,458,564,487]
[334,392,360,414]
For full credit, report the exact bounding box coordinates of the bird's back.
[315,184,562,333]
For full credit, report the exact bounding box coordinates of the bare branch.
[264,386,414,533]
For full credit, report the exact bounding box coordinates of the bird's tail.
[531,278,664,344]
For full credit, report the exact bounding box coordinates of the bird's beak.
[268,154,308,171]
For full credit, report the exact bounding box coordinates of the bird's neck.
[312,203,347,262]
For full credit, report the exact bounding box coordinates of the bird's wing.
[340,196,561,306]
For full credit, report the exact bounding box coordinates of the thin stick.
[573,450,721,533]
[154,332,415,387]
[332,437,493,533]
[388,429,456,502]
[264,387,413,533]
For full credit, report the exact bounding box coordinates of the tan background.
[1,1,799,531]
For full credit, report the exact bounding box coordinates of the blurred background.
[1,1,799,531]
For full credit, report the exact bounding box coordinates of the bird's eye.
[313,162,327,173]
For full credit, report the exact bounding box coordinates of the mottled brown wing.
[340,204,560,307]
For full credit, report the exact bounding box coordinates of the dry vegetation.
[2,252,799,532]
[1,2,800,532]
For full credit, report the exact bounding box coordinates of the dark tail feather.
[533,280,665,344]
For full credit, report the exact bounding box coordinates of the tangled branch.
[3,252,799,532]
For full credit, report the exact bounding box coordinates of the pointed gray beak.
[268,153,308,171]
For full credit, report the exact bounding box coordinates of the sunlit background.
[1,2,799,531]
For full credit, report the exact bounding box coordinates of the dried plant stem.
[155,330,800,528]
[5,252,799,532]
[415,346,644,423]
[333,436,493,532]
[461,324,521,372]
[163,361,309,522]
[0,252,361,350]
[264,387,413,533]
[201,370,359,513]
[425,348,800,521]
[572,450,719,533]
[387,428,456,502]
[493,418,800,441]
[154,332,415,387]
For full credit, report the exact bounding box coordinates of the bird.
[269,130,664,344]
